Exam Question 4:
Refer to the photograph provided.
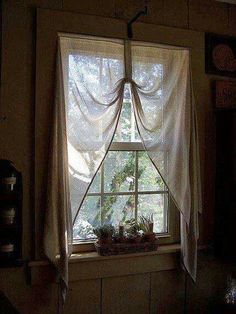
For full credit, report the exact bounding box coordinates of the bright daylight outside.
[67,50,169,242]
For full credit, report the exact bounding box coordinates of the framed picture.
[205,33,236,77]
[215,81,236,109]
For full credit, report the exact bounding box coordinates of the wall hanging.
[215,80,236,110]
[205,33,236,77]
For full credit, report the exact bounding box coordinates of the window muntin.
[73,150,168,241]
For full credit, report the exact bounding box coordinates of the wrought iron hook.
[127,6,148,39]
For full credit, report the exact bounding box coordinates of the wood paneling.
[0,268,58,314]
[189,0,228,34]
[161,0,188,28]
[102,273,150,314]
[64,279,101,314]
[186,251,235,314]
[1,1,35,258]
[68,252,179,281]
[25,0,62,9]
[63,0,115,17]
[229,4,236,36]
[150,270,185,314]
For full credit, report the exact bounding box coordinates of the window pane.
[114,85,140,143]
[104,151,135,192]
[73,196,101,240]
[102,195,135,226]
[138,194,167,233]
[138,151,165,191]
[87,170,101,193]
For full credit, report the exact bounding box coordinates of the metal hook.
[127,6,148,39]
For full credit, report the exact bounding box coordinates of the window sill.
[69,243,181,263]
[29,244,181,285]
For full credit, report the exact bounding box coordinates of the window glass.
[104,151,135,193]
[138,151,164,191]
[138,194,167,233]
[73,196,101,240]
[114,85,140,143]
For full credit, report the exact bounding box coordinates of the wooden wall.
[0,0,235,313]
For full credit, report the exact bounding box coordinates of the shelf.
[214,108,236,113]
[0,224,22,230]
[0,191,22,202]
[0,161,23,269]
[0,259,24,268]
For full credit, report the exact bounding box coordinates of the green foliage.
[125,214,154,235]
[93,224,115,239]
[124,218,140,235]
[93,214,154,244]
[93,151,137,225]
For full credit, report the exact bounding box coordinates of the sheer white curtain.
[44,46,73,300]
[130,42,202,279]
[44,34,202,300]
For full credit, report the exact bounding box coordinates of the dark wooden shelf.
[0,259,24,268]
[0,192,22,202]
[214,107,236,113]
[0,224,22,230]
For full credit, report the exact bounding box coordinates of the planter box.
[94,240,159,256]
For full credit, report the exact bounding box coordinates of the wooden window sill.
[69,243,181,263]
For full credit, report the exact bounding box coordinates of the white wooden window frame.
[73,141,179,252]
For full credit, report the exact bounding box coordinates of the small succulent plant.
[139,214,154,234]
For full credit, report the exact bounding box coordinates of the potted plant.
[125,218,142,243]
[112,226,124,243]
[93,224,114,245]
[139,214,156,242]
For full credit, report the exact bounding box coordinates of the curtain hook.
[127,6,148,39]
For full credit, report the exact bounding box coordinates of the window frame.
[66,38,180,252]
[35,10,202,260]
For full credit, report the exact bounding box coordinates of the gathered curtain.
[44,34,202,301]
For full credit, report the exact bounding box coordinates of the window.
[65,36,180,246]
[72,85,170,242]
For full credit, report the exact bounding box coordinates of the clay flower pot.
[98,236,112,245]
[144,232,156,243]
[133,235,142,243]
